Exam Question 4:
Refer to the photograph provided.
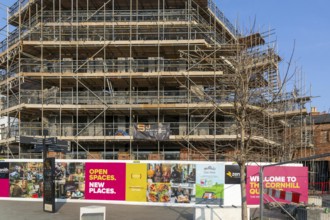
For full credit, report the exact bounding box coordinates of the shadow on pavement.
[167,206,194,220]
[55,201,67,212]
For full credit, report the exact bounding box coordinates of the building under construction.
[0,0,313,161]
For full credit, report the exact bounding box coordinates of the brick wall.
[313,123,330,161]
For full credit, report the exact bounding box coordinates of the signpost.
[16,131,65,213]
[41,130,56,213]
[43,157,55,213]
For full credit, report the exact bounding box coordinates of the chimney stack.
[311,107,320,116]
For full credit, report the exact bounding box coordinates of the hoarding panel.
[246,166,308,205]
[9,162,43,198]
[0,162,9,197]
[85,162,126,201]
[65,162,85,199]
[126,163,147,202]
[196,164,224,205]
[225,165,240,184]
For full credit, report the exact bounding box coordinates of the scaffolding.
[0,0,313,162]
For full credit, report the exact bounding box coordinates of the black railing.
[9,0,29,16]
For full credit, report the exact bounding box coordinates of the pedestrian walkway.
[0,200,194,220]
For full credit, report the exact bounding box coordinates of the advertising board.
[246,166,308,205]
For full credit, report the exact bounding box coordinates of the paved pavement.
[2,200,316,220]
[0,201,194,220]
[321,194,330,207]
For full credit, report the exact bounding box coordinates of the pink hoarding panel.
[246,166,308,205]
[0,179,9,197]
[85,162,126,200]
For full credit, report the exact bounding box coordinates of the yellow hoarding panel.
[126,163,147,202]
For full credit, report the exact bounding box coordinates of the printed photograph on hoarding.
[0,162,9,179]
[147,163,171,203]
[9,162,43,198]
[170,164,196,184]
[171,183,195,204]
[147,163,196,204]
[65,163,85,199]
[147,163,172,183]
[195,164,224,205]
[42,162,85,199]
[54,162,67,199]
[147,182,171,203]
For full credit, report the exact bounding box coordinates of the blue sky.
[0,0,329,112]
[217,0,330,112]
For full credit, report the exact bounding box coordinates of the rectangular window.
[320,131,328,144]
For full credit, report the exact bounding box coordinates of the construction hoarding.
[0,160,308,206]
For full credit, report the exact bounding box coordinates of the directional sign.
[17,136,70,153]
[32,144,70,153]
[16,136,44,144]
[15,136,69,145]
[44,137,57,145]
[57,140,70,147]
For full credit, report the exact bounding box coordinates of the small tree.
[176,25,308,220]
[228,36,308,219]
